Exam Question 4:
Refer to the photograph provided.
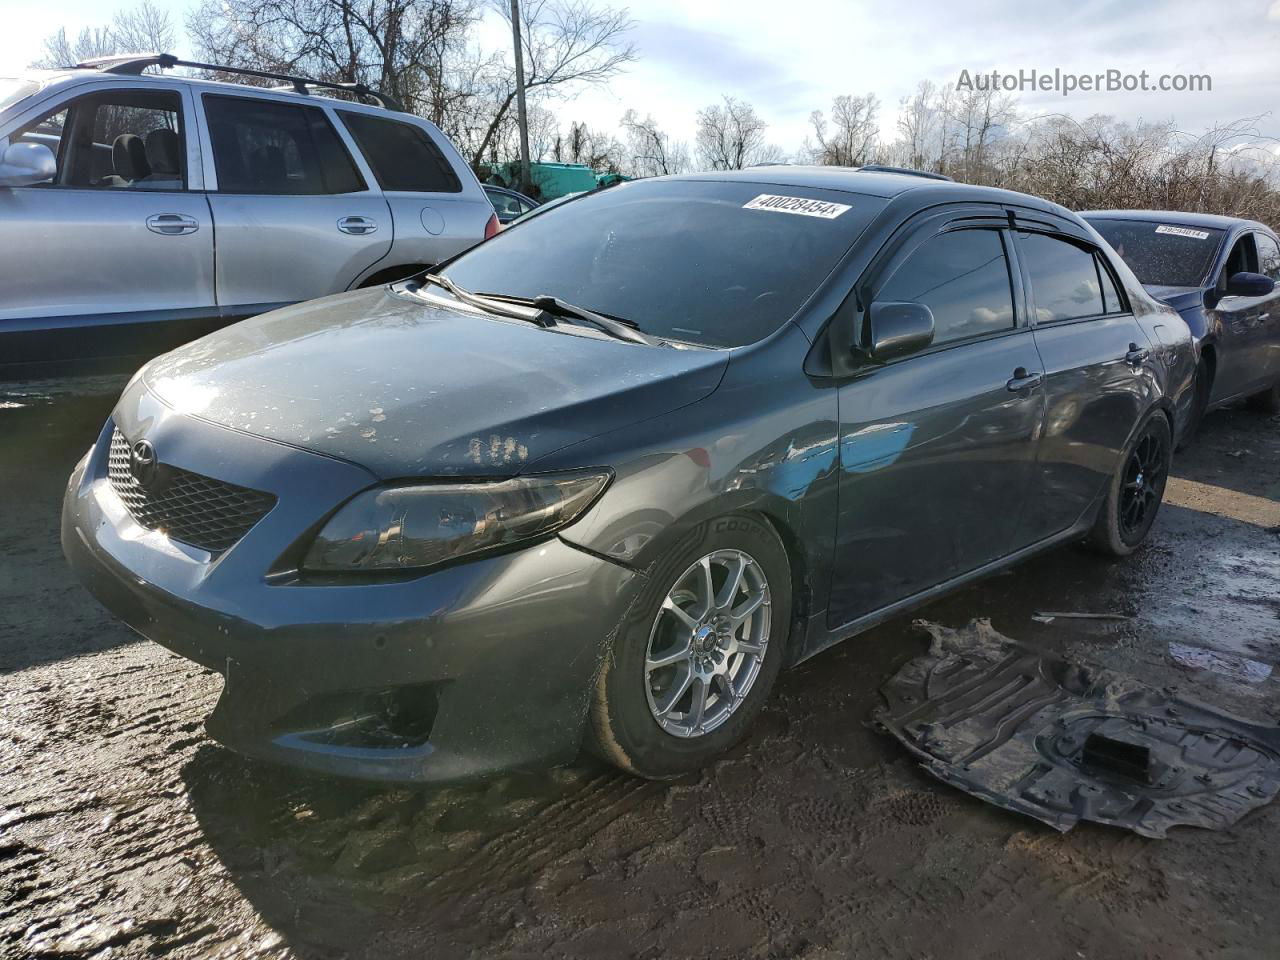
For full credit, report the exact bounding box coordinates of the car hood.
[140,288,729,478]
[1142,284,1204,312]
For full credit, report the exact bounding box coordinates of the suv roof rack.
[857,164,953,182]
[72,53,405,112]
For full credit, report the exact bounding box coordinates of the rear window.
[339,111,461,193]
[442,179,885,347]
[1087,217,1225,288]
[204,95,365,195]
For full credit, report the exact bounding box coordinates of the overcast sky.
[6,0,1280,153]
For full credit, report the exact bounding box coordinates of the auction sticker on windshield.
[1155,224,1212,240]
[744,194,851,219]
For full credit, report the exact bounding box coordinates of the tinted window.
[442,180,886,347]
[876,229,1015,346]
[339,111,461,193]
[15,90,183,189]
[205,96,364,195]
[1019,232,1105,322]
[1096,255,1124,313]
[1254,234,1279,281]
[1087,217,1225,287]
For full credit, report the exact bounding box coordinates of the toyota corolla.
[63,167,1195,782]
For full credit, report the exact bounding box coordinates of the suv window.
[1254,233,1280,281]
[338,111,461,193]
[876,228,1015,347]
[13,90,184,189]
[204,95,365,195]
[1019,232,1106,322]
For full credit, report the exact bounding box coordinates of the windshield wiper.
[417,273,554,327]
[482,293,660,346]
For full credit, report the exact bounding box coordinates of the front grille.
[107,427,276,553]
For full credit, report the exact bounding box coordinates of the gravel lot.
[2,376,1278,960]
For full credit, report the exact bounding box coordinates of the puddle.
[1169,642,1273,684]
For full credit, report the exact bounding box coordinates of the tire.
[1088,412,1172,557]
[587,513,792,779]
[1176,359,1211,451]
[1246,382,1280,414]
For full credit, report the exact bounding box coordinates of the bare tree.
[621,109,689,177]
[188,0,481,119]
[695,96,782,170]
[33,1,176,68]
[808,93,879,166]
[464,0,636,169]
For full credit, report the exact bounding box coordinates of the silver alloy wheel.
[644,548,772,738]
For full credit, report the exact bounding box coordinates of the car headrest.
[144,128,180,176]
[112,133,150,181]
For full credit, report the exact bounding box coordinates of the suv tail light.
[484,213,501,240]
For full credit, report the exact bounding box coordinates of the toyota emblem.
[129,439,159,488]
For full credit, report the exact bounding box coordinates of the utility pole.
[510,0,532,195]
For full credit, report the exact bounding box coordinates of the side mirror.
[1224,271,1275,299]
[864,301,935,363]
[0,142,55,188]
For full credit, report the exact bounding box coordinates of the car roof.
[1081,208,1271,234]
[670,165,1070,214]
[21,67,404,119]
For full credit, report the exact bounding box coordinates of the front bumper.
[61,387,637,783]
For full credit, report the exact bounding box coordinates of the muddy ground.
[1,376,1278,960]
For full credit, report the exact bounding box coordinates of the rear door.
[1013,218,1153,543]
[828,208,1045,627]
[0,82,215,362]
[335,109,492,269]
[198,93,391,310]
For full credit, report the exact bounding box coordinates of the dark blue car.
[1085,210,1280,437]
[64,169,1196,782]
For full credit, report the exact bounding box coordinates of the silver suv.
[0,54,497,373]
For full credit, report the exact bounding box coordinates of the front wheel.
[1176,358,1211,450]
[587,514,791,779]
[1088,412,1172,556]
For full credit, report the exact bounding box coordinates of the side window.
[1222,234,1258,282]
[12,91,183,190]
[1095,254,1125,314]
[1018,232,1105,322]
[338,111,462,193]
[204,95,365,195]
[1255,234,1280,281]
[876,228,1016,347]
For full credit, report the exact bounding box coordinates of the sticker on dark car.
[1154,224,1212,240]
[743,194,851,219]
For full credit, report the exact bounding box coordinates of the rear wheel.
[1246,382,1280,414]
[1089,412,1172,556]
[587,514,791,779]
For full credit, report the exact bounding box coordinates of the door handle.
[145,213,199,236]
[1006,367,1044,392]
[337,216,378,236]
[1125,342,1150,365]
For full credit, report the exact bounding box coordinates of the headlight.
[302,471,611,573]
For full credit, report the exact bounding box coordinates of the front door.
[0,84,215,363]
[828,218,1044,628]
[1209,232,1275,402]
[198,93,391,311]
[1013,226,1152,542]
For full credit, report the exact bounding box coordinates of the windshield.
[0,78,38,114]
[443,178,885,347]
[1087,217,1226,288]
